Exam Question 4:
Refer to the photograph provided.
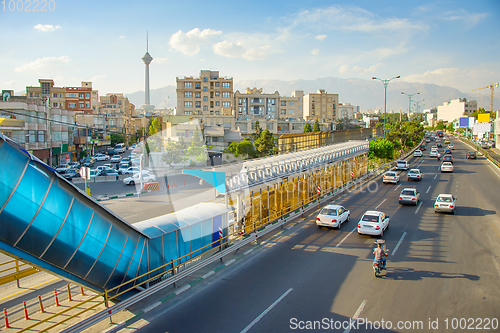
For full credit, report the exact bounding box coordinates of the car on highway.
[407,169,422,181]
[396,160,409,170]
[436,142,442,147]
[123,171,156,185]
[443,155,453,164]
[444,139,450,144]
[414,150,423,157]
[434,194,456,214]
[383,171,400,184]
[429,150,438,158]
[357,211,390,237]
[95,154,110,161]
[425,138,431,143]
[316,204,350,228]
[467,151,477,159]
[445,149,452,154]
[55,164,70,173]
[399,188,420,205]
[440,162,454,173]
[448,144,454,150]
[110,155,122,163]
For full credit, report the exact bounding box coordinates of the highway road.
[113,138,500,333]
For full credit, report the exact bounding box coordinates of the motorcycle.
[372,240,389,277]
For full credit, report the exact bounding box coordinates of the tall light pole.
[401,91,420,120]
[372,76,400,137]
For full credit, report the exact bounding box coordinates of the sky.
[1,0,499,99]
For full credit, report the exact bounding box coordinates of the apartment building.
[26,79,97,115]
[303,89,338,121]
[234,88,279,120]
[0,92,76,166]
[176,70,233,116]
[98,93,135,117]
[338,103,355,120]
[278,90,304,120]
[437,98,477,123]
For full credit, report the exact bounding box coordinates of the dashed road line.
[335,228,357,248]
[415,201,423,214]
[426,185,431,193]
[434,174,437,180]
[392,232,407,256]
[344,300,367,333]
[375,199,386,209]
[394,184,401,191]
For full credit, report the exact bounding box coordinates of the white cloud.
[243,46,271,61]
[15,56,69,74]
[169,28,222,56]
[119,35,126,39]
[311,49,320,55]
[338,63,383,75]
[315,34,327,41]
[34,24,61,32]
[442,9,487,28]
[213,41,245,58]
[153,57,169,64]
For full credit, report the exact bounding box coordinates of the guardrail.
[458,137,500,169]
[0,259,39,287]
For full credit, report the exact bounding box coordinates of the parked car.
[129,144,136,150]
[67,162,80,169]
[395,160,409,170]
[434,194,457,214]
[441,162,454,172]
[110,155,122,163]
[120,167,142,175]
[105,149,117,155]
[63,170,81,180]
[55,164,70,173]
[407,169,422,181]
[316,205,350,229]
[399,188,420,205]
[97,169,119,177]
[96,166,116,174]
[414,150,423,157]
[443,155,453,163]
[95,154,110,161]
[118,163,131,174]
[467,151,477,159]
[123,172,156,185]
[383,171,400,184]
[357,211,390,237]
[82,158,95,167]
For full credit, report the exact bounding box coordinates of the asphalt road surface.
[124,138,500,333]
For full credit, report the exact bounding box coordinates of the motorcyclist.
[373,240,388,269]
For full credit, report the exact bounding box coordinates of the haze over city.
[1,0,499,105]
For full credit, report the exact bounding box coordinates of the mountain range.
[126,77,499,114]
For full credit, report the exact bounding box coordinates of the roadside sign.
[317,185,321,193]
[79,167,90,180]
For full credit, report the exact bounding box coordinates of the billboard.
[459,117,469,127]
[478,113,490,123]
[473,122,492,135]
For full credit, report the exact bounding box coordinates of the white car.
[429,150,438,157]
[434,194,457,214]
[110,155,122,163]
[440,162,453,173]
[357,211,390,237]
[55,164,70,173]
[448,144,455,150]
[316,205,350,228]
[121,167,142,175]
[95,154,110,161]
[399,188,420,205]
[383,171,400,184]
[407,169,422,181]
[414,150,423,157]
[395,160,409,170]
[123,172,156,185]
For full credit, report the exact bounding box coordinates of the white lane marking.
[375,199,386,209]
[143,301,161,313]
[415,202,423,214]
[240,288,293,333]
[434,174,437,180]
[393,184,401,191]
[344,299,367,333]
[392,232,407,256]
[426,186,431,193]
[335,228,357,248]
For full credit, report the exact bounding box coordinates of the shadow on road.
[454,207,496,217]
[380,267,479,281]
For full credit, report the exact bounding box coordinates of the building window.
[85,102,90,108]
[204,77,208,82]
[68,93,78,98]
[215,102,220,106]
[195,102,201,108]
[215,82,219,87]
[185,111,193,115]
[222,92,231,98]
[222,82,231,88]
[203,96,208,101]
[281,101,286,106]
[203,106,208,111]
[184,101,193,108]
[281,109,286,114]
[239,98,245,105]
[185,92,192,98]
[289,110,294,114]
[184,82,192,88]
[289,101,294,106]
[195,92,201,98]
[79,94,84,98]
[53,102,58,107]
[203,87,207,92]
[195,83,201,89]
[222,102,230,108]
[215,92,220,97]
[268,99,275,105]
[79,103,84,108]
[68,103,77,108]
[85,93,90,99]
[53,93,58,98]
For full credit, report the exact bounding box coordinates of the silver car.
[316,205,350,228]
[440,162,453,173]
[383,171,400,184]
[434,194,456,214]
[399,188,420,205]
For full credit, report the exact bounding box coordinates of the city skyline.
[1,0,499,98]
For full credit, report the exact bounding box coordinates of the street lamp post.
[401,92,420,119]
[372,76,400,137]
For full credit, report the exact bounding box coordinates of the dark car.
[82,158,95,167]
[419,145,426,151]
[467,151,477,159]
[63,171,81,181]
[445,149,452,154]
[105,149,117,155]
[443,155,453,163]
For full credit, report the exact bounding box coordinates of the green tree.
[312,119,321,132]
[446,123,455,132]
[186,128,208,165]
[110,133,126,146]
[254,129,276,157]
[226,139,257,159]
[149,117,161,136]
[369,138,395,159]
[435,122,446,131]
[303,122,312,133]
[161,141,187,168]
[251,121,263,141]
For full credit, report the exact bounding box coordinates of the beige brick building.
[278,90,304,120]
[303,89,338,121]
[234,88,279,120]
[337,103,355,120]
[176,70,233,116]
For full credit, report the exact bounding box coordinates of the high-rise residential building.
[437,98,477,123]
[337,103,355,120]
[26,79,95,114]
[234,87,279,120]
[278,90,304,120]
[176,70,233,116]
[98,93,135,117]
[303,89,338,121]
